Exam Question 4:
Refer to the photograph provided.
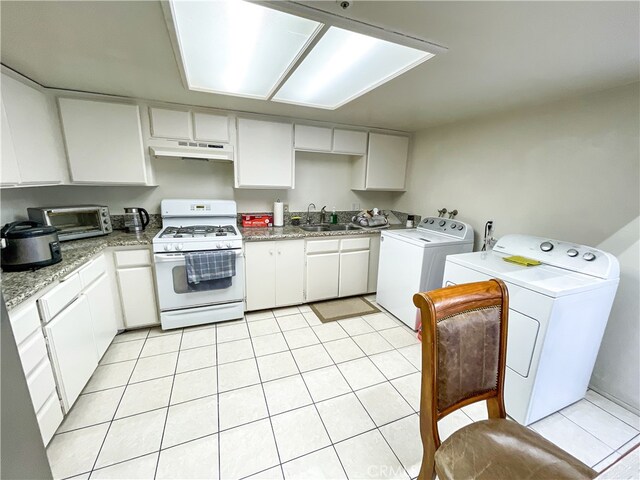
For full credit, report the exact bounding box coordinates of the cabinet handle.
[269,250,274,255]
[277,250,281,255]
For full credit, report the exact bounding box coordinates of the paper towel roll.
[273,200,284,227]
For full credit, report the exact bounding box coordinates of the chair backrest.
[413,279,509,447]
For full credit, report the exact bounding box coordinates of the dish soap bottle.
[330,207,338,224]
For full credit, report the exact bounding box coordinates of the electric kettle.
[123,207,150,233]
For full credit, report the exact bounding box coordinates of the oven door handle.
[154,251,244,262]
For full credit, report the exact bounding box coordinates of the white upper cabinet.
[1,100,21,186]
[353,132,409,191]
[149,107,231,143]
[236,117,294,189]
[59,98,149,185]
[1,73,68,186]
[333,128,367,155]
[149,108,191,139]
[193,112,230,143]
[294,125,332,152]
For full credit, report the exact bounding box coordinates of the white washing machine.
[443,234,619,426]
[376,216,474,329]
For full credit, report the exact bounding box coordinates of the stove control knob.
[583,252,596,262]
[567,248,579,257]
[458,225,464,230]
[216,242,223,249]
[439,220,446,227]
[540,241,554,252]
[225,242,232,248]
[164,244,171,252]
[175,244,183,251]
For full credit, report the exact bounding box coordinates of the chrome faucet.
[306,203,316,224]
[319,206,327,224]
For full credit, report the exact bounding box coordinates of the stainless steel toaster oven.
[27,205,112,241]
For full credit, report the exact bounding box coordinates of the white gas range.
[152,199,245,330]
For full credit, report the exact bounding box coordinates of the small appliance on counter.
[1,221,62,271]
[27,205,112,241]
[123,207,150,233]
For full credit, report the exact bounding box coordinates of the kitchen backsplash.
[110,214,163,230]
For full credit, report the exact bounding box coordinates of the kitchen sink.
[328,224,361,231]
[300,225,331,232]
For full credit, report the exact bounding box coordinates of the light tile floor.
[47,295,640,479]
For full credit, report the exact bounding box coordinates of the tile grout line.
[583,395,640,431]
[86,328,151,477]
[152,328,184,479]
[215,323,222,480]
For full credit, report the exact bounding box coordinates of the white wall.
[0,151,401,223]
[396,82,640,410]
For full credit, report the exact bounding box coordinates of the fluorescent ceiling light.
[272,27,434,109]
[170,0,322,99]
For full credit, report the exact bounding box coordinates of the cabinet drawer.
[27,359,57,412]
[115,249,151,267]
[340,237,370,252]
[9,302,41,345]
[37,274,82,322]
[306,239,340,254]
[79,254,107,288]
[18,330,48,376]
[37,393,64,446]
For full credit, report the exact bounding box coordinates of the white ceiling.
[1,1,638,132]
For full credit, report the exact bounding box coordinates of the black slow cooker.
[1,221,62,271]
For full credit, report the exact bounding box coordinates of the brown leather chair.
[413,279,598,480]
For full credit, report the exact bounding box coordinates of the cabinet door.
[245,241,277,311]
[194,112,229,142]
[150,107,191,139]
[366,133,409,190]
[116,266,160,328]
[1,74,67,185]
[275,240,305,307]
[306,253,340,302]
[1,100,20,185]
[84,274,118,360]
[333,129,367,155]
[44,295,98,412]
[59,98,148,184]
[294,125,332,152]
[237,117,294,188]
[339,250,370,297]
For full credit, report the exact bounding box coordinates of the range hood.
[148,139,234,161]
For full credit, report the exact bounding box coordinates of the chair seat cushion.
[434,419,597,480]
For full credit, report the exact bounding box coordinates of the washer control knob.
[164,244,171,252]
[458,225,464,231]
[540,241,554,252]
[583,252,596,262]
[175,244,183,251]
[567,248,579,257]
[439,220,446,227]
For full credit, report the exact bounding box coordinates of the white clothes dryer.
[376,216,474,329]
[443,234,619,425]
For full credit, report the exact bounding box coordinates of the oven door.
[154,249,244,311]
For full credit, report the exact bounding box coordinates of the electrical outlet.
[284,204,289,213]
[351,202,360,210]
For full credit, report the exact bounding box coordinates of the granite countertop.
[241,223,408,241]
[2,228,160,310]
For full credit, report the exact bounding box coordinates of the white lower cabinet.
[44,295,98,412]
[115,251,160,328]
[84,274,119,359]
[306,236,372,302]
[245,240,305,311]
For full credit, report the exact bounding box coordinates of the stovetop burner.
[160,224,238,239]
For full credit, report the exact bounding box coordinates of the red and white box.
[241,214,274,228]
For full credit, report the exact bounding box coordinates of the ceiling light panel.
[170,0,322,99]
[272,27,434,109]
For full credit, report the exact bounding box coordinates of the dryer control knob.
[567,248,579,257]
[428,219,435,224]
[583,252,596,262]
[458,225,464,230]
[439,220,446,227]
[540,241,554,252]
[450,223,456,229]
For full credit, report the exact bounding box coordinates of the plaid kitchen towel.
[185,250,236,284]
